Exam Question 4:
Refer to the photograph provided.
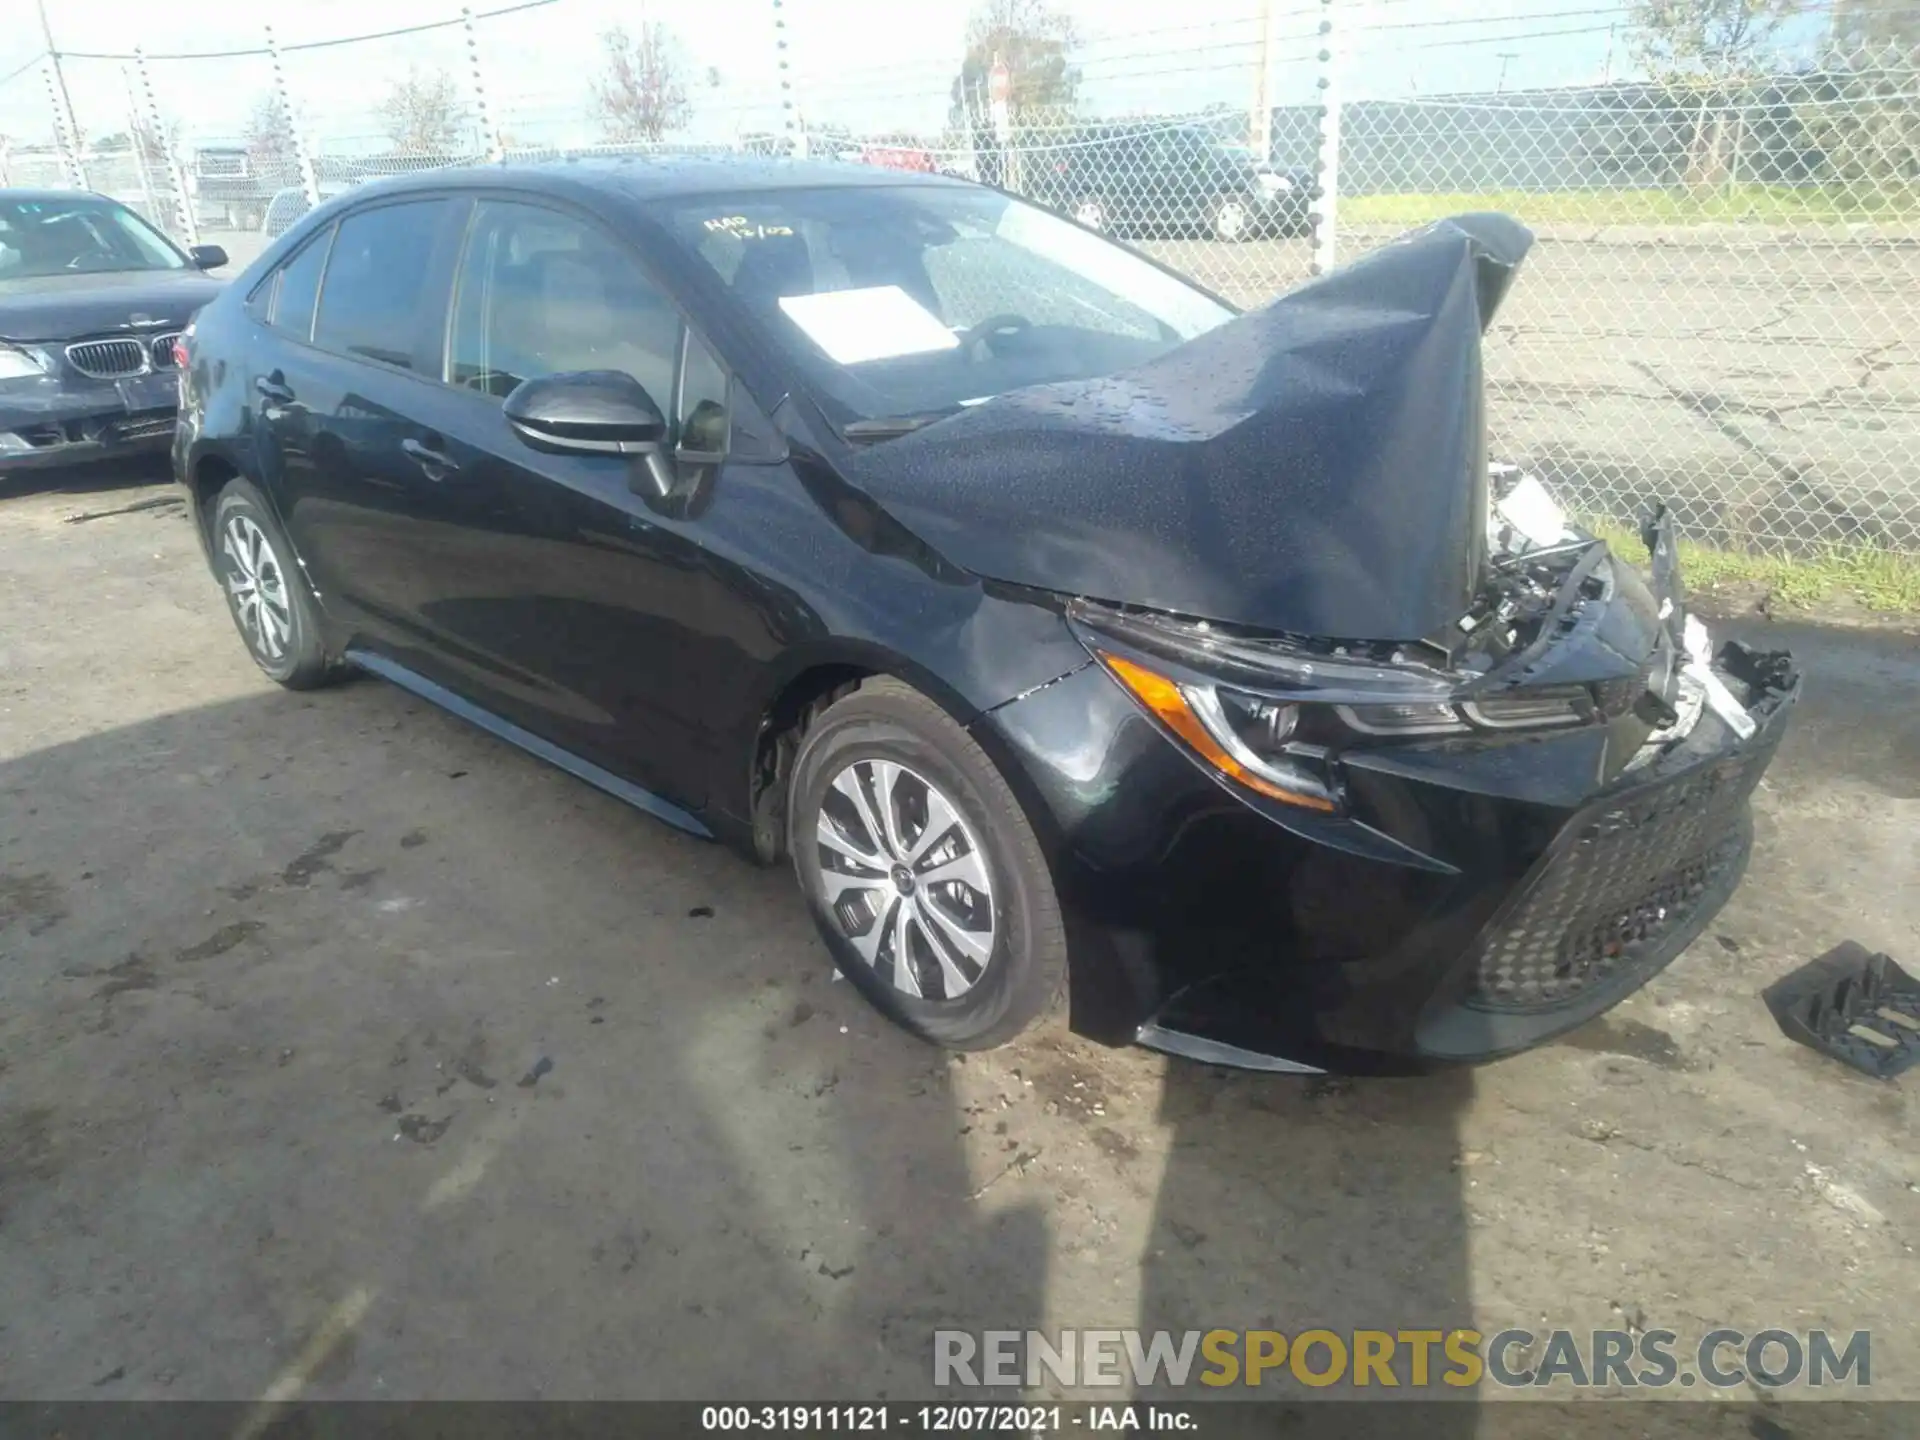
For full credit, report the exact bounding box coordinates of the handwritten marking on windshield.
[703,215,794,238]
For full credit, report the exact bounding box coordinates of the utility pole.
[36,0,89,188]
[1496,52,1518,94]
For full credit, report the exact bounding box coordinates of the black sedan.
[0,189,227,473]
[1021,125,1312,240]
[173,160,1796,1073]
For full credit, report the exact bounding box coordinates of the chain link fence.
[2,0,1916,557]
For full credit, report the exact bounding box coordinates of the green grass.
[1343,184,1920,227]
[1589,522,1920,614]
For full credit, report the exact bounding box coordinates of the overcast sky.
[0,0,1830,154]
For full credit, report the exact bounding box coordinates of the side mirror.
[503,371,666,456]
[189,244,228,271]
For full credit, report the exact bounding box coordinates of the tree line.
[227,0,1911,196]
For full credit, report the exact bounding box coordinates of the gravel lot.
[1,462,1916,1412]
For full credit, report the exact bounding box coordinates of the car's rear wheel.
[1212,196,1251,242]
[1072,198,1108,232]
[212,478,334,690]
[788,677,1066,1050]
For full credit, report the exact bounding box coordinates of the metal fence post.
[264,24,320,207]
[1250,0,1274,167]
[36,0,88,189]
[133,47,199,244]
[42,59,88,189]
[462,7,506,162]
[121,66,162,222]
[773,0,808,158]
[1311,0,1342,275]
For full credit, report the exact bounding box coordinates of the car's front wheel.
[788,677,1066,1050]
[211,478,335,690]
[1071,198,1108,232]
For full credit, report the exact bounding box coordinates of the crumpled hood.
[0,269,224,343]
[839,213,1533,642]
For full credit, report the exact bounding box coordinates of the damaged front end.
[831,206,1799,1068]
[0,340,182,471]
[1053,472,1799,1069]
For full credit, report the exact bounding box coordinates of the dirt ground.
[1,463,1917,1413]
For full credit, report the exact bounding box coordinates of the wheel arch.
[740,640,1022,866]
[187,451,242,542]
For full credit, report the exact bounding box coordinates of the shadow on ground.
[0,676,1476,1408]
[0,453,174,503]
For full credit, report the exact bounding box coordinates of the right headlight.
[1098,652,1340,813]
[1095,653,1592,815]
[1074,601,1601,815]
[0,345,48,382]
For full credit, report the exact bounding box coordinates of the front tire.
[788,678,1066,1050]
[211,478,335,690]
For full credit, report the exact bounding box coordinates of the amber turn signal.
[1098,652,1337,813]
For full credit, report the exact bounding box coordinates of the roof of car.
[0,188,125,204]
[343,154,975,204]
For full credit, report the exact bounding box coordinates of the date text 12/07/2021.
[699,1405,1194,1431]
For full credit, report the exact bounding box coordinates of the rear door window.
[268,227,332,339]
[312,200,449,369]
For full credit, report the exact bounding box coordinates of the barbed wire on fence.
[1,0,1915,559]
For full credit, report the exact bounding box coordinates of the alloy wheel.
[812,758,997,1001]
[220,512,294,663]
[1214,200,1247,241]
[1073,200,1106,231]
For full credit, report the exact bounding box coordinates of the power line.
[57,0,559,62]
[1352,22,1624,54]
[0,51,48,87]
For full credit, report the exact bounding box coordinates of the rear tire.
[1071,198,1108,232]
[788,677,1066,1050]
[1212,195,1252,242]
[211,478,336,690]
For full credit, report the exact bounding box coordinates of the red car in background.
[858,144,936,173]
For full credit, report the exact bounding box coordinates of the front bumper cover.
[1135,641,1798,1071]
[977,547,1799,1073]
[0,369,180,472]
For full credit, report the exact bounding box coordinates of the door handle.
[254,375,294,406]
[401,437,460,478]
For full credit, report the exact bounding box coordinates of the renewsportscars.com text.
[934,1327,1871,1390]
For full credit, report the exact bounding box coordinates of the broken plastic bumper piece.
[1764,942,1920,1080]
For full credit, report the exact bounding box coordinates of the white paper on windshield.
[778,286,960,366]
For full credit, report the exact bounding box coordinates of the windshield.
[664,184,1233,428]
[0,196,187,281]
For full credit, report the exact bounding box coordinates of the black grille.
[107,411,176,444]
[1463,739,1775,1014]
[151,333,182,370]
[66,338,147,379]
